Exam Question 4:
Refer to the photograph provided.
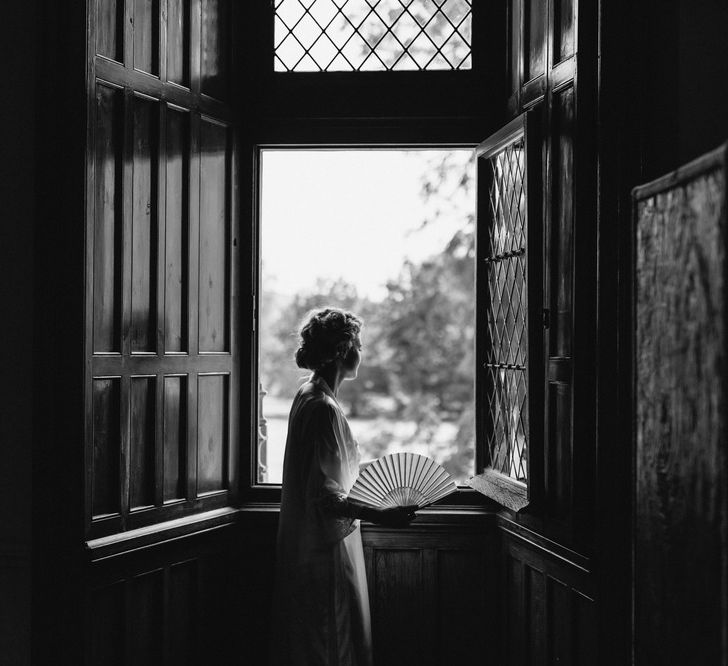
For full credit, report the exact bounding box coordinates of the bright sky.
[259,149,474,301]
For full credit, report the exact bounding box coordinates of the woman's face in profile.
[343,333,363,380]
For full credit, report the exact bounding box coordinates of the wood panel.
[164,106,189,352]
[167,0,190,86]
[94,83,124,353]
[97,0,124,62]
[167,560,197,664]
[85,521,241,665]
[505,554,526,666]
[93,377,122,517]
[196,373,228,494]
[546,382,571,517]
[525,0,546,82]
[552,86,575,358]
[200,0,229,100]
[130,375,156,509]
[133,0,160,76]
[372,549,427,666]
[555,0,575,63]
[198,118,229,352]
[128,569,164,665]
[163,374,186,501]
[131,95,159,353]
[634,147,728,665]
[363,519,496,666]
[437,549,489,662]
[502,529,596,665]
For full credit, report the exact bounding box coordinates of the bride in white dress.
[271,307,417,666]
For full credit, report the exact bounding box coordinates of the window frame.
[243,140,494,508]
[469,110,544,513]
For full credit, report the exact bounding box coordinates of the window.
[256,148,476,486]
[274,0,473,72]
[469,111,543,512]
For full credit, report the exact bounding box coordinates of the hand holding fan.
[349,453,457,509]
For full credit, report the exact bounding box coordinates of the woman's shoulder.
[294,380,338,414]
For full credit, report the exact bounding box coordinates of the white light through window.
[257,149,475,485]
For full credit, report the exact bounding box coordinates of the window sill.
[467,468,529,512]
[85,507,240,561]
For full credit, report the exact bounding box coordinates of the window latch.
[542,308,550,329]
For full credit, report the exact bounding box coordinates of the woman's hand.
[358,459,375,472]
[366,505,418,527]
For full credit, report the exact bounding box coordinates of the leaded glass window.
[485,138,528,483]
[469,112,542,513]
[274,0,473,72]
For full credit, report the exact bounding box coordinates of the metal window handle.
[543,308,550,329]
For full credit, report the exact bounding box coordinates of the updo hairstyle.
[295,307,362,371]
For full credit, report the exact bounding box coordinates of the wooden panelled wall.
[78,1,603,664]
[498,0,599,661]
[86,0,238,540]
[84,1,243,663]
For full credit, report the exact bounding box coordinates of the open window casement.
[468,111,544,513]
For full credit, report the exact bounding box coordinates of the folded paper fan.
[348,453,457,509]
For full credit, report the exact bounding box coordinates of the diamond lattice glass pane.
[274,0,472,71]
[485,138,528,482]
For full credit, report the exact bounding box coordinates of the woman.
[271,307,416,666]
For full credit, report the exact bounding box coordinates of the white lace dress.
[270,376,373,666]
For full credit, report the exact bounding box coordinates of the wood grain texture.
[93,84,123,353]
[167,560,197,664]
[130,376,156,509]
[552,86,575,359]
[555,0,575,63]
[525,0,546,81]
[86,0,238,538]
[97,0,123,62]
[362,519,496,666]
[196,373,228,494]
[372,550,426,666]
[468,468,529,512]
[128,569,164,665]
[198,118,229,352]
[131,95,158,353]
[163,375,186,501]
[133,0,159,75]
[501,529,596,665]
[634,149,728,665]
[200,0,229,100]
[93,378,122,517]
[164,107,189,352]
[167,0,189,86]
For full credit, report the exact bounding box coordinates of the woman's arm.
[320,494,417,527]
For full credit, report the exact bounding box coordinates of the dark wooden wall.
[494,0,601,661]
[634,149,728,665]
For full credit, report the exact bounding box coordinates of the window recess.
[254,148,477,491]
[468,111,544,513]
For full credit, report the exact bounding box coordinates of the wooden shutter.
[85,0,238,539]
